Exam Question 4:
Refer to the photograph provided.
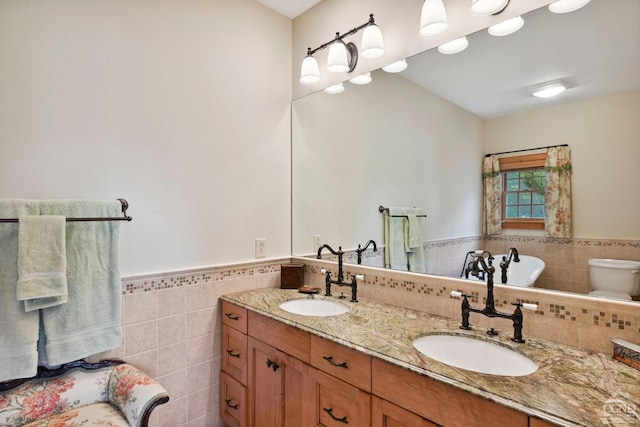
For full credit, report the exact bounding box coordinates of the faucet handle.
[511,302,538,311]
[450,291,471,298]
[321,268,328,274]
[355,274,365,281]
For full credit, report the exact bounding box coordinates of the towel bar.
[378,205,427,218]
[0,198,132,223]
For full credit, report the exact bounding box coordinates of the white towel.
[17,215,68,311]
[0,200,41,381]
[38,200,123,366]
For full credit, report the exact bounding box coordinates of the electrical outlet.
[313,235,322,251]
[255,238,266,258]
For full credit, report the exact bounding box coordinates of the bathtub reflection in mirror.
[291,0,640,299]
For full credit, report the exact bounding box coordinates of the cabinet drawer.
[310,334,371,392]
[372,396,439,427]
[222,324,247,385]
[310,368,371,427]
[222,301,248,334]
[220,371,247,427]
[248,311,310,363]
[372,358,528,427]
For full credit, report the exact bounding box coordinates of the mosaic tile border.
[484,234,640,249]
[121,257,288,295]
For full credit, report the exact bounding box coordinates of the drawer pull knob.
[323,407,348,424]
[225,399,239,410]
[226,349,241,358]
[225,313,240,320]
[323,355,348,369]
[266,359,280,372]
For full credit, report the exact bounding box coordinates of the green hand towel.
[17,215,68,311]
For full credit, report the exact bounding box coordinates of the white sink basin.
[279,298,349,317]
[413,335,538,377]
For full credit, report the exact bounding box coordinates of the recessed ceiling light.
[323,83,345,95]
[549,0,591,14]
[382,59,408,73]
[488,16,524,36]
[437,37,469,55]
[349,73,372,85]
[531,81,567,98]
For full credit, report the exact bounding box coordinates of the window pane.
[519,206,531,218]
[533,177,545,190]
[519,193,531,204]
[506,193,518,205]
[506,206,518,218]
[533,170,545,178]
[507,172,519,179]
[532,205,545,218]
[520,177,531,190]
[507,179,519,191]
[532,191,545,204]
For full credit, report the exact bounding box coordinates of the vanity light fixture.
[438,36,469,55]
[549,0,591,14]
[323,82,345,95]
[419,0,449,38]
[531,80,567,98]
[349,72,372,85]
[470,0,510,16]
[488,15,524,36]
[382,59,408,73]
[299,14,384,86]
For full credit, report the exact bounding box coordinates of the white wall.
[486,90,640,239]
[292,70,484,255]
[0,0,292,275]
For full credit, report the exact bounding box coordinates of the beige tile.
[187,413,213,427]
[158,287,186,317]
[124,350,158,378]
[158,342,187,377]
[187,360,213,393]
[125,320,158,356]
[158,314,186,347]
[187,333,213,366]
[157,396,187,427]
[187,282,213,311]
[125,291,158,324]
[157,368,187,401]
[187,387,213,421]
[186,308,214,339]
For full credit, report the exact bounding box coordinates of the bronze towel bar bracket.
[378,205,427,218]
[0,198,133,223]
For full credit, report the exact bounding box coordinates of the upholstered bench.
[0,360,169,427]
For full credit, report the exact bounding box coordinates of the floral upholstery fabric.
[0,363,168,427]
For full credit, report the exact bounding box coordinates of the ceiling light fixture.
[419,0,449,38]
[382,59,408,73]
[349,72,373,85]
[531,81,567,98]
[470,0,510,16]
[438,37,469,55]
[488,15,524,36]
[299,14,384,86]
[323,83,345,95]
[549,0,591,14]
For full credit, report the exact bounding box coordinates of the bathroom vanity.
[219,288,640,427]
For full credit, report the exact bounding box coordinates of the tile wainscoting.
[90,258,287,427]
[339,234,640,296]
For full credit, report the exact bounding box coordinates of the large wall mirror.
[292,0,640,297]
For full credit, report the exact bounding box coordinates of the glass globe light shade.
[382,59,408,73]
[323,83,345,95]
[488,16,524,36]
[326,41,350,73]
[470,0,509,16]
[361,25,385,59]
[549,0,591,14]
[299,55,320,85]
[437,37,469,55]
[419,0,449,38]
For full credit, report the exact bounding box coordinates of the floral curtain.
[544,146,572,237]
[482,155,502,235]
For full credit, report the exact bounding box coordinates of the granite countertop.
[221,288,640,427]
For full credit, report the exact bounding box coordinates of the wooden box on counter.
[280,263,305,289]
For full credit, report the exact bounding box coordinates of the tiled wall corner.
[89,258,287,427]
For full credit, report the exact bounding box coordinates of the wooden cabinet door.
[372,396,439,427]
[248,336,308,427]
[307,367,370,427]
[220,371,247,427]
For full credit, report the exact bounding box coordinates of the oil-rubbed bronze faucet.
[355,240,377,265]
[454,255,533,343]
[317,244,361,302]
[499,247,520,284]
